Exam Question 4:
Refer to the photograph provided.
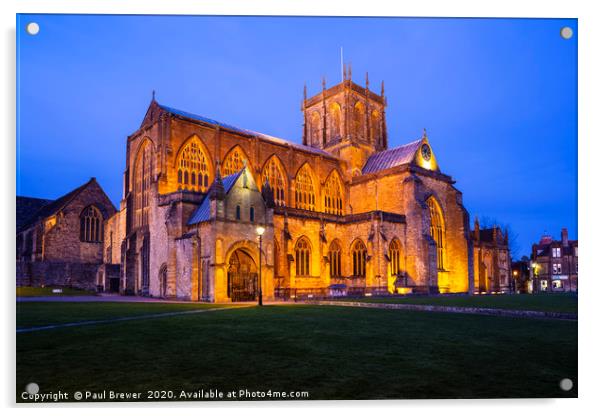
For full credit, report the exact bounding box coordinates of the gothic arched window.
[310,111,321,146]
[295,237,311,277]
[295,164,316,211]
[388,238,401,277]
[427,197,446,270]
[262,156,287,206]
[176,138,211,192]
[329,240,342,278]
[353,101,365,138]
[329,102,342,139]
[352,239,367,277]
[324,171,343,215]
[223,147,247,176]
[80,205,103,243]
[371,110,381,143]
[134,140,152,228]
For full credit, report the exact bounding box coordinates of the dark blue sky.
[16,15,577,258]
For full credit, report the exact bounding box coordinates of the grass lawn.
[16,286,97,297]
[332,293,577,314]
[16,303,577,401]
[16,302,232,329]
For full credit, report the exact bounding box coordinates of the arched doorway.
[227,249,258,302]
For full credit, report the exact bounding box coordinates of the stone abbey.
[18,71,515,301]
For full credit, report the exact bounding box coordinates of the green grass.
[16,286,97,297]
[332,293,577,314]
[16,303,577,401]
[16,302,232,329]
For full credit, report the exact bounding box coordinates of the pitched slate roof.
[16,196,53,232]
[159,104,332,157]
[362,139,422,174]
[533,239,578,257]
[16,179,94,233]
[187,170,244,225]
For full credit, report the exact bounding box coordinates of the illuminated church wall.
[109,75,473,301]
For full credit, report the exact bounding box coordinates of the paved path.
[16,305,251,334]
[303,300,577,320]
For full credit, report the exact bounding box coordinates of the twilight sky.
[16,15,577,258]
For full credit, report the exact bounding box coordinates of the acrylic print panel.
[16,14,577,402]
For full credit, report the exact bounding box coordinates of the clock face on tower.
[421,144,432,161]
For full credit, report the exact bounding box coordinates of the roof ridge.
[18,178,95,231]
[158,103,333,157]
[362,139,423,174]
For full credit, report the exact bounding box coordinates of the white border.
[2,1,600,415]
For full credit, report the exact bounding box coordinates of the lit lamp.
[530,261,539,293]
[256,226,266,306]
[511,270,518,293]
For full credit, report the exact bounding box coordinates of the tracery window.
[295,237,311,277]
[388,239,401,277]
[427,197,446,270]
[329,102,342,139]
[353,101,365,138]
[176,138,210,192]
[352,239,367,277]
[329,241,342,278]
[323,172,343,215]
[223,147,247,177]
[295,164,316,211]
[80,205,103,243]
[134,140,152,228]
[262,156,286,206]
[371,110,381,143]
[310,111,321,146]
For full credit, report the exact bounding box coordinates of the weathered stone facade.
[471,219,511,293]
[110,75,473,301]
[16,178,117,290]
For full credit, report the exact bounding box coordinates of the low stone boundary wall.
[16,261,102,291]
[304,300,577,320]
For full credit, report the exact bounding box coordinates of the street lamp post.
[531,262,539,293]
[512,269,518,293]
[256,226,265,306]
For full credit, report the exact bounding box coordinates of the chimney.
[561,228,569,247]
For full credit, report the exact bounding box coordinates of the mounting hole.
[559,378,573,391]
[560,26,573,40]
[26,22,40,36]
[25,382,39,394]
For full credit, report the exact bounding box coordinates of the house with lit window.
[531,228,578,293]
[16,178,117,290]
[16,70,475,301]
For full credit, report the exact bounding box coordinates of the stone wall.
[104,205,126,265]
[16,260,102,291]
[37,180,116,264]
